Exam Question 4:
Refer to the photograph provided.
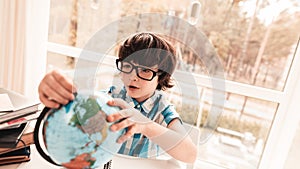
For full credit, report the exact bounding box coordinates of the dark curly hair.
[118,32,177,90]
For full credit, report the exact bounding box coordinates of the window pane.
[172,89,278,169]
[47,52,74,71]
[49,0,300,91]
[199,0,300,91]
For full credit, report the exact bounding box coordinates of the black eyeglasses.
[116,59,161,81]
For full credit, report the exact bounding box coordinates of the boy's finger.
[107,98,130,109]
[110,118,133,132]
[106,113,122,122]
[39,94,60,108]
[106,109,133,122]
[52,70,76,93]
[42,83,70,105]
[119,109,134,117]
[117,126,135,143]
[51,71,76,99]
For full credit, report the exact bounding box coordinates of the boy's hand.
[38,70,76,108]
[106,98,151,143]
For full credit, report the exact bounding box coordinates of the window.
[46,1,300,169]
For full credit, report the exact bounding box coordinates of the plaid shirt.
[108,86,182,158]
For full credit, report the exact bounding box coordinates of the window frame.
[32,1,300,168]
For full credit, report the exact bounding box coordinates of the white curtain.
[0,0,49,99]
[0,0,26,94]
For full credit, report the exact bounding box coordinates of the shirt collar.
[125,90,163,114]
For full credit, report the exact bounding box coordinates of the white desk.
[0,145,185,169]
[0,122,200,169]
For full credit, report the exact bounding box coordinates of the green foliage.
[176,101,269,140]
[217,115,269,140]
[198,0,300,90]
[175,103,199,125]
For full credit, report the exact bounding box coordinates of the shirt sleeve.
[99,86,112,94]
[107,86,116,94]
[161,105,183,125]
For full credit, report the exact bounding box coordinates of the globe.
[35,90,124,169]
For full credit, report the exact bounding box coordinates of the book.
[0,146,30,158]
[0,88,40,124]
[0,123,28,148]
[0,94,14,112]
[0,88,39,112]
[0,146,30,166]
[0,121,35,155]
[0,110,38,125]
[0,113,39,130]
[0,133,34,156]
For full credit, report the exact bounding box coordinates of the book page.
[0,88,39,112]
[0,94,14,111]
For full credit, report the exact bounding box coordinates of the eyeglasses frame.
[116,59,161,81]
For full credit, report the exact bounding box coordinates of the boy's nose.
[128,70,138,81]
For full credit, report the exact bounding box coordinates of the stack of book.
[0,88,40,165]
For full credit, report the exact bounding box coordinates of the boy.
[38,33,197,164]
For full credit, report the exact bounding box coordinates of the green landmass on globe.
[71,96,108,145]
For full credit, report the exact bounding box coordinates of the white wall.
[259,39,300,169]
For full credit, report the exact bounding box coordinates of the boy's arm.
[38,70,75,108]
[144,118,197,163]
[107,98,197,163]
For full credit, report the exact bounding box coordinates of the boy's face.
[119,61,159,102]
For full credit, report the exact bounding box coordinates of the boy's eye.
[141,68,152,73]
[122,64,132,69]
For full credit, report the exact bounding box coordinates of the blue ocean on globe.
[43,91,124,168]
